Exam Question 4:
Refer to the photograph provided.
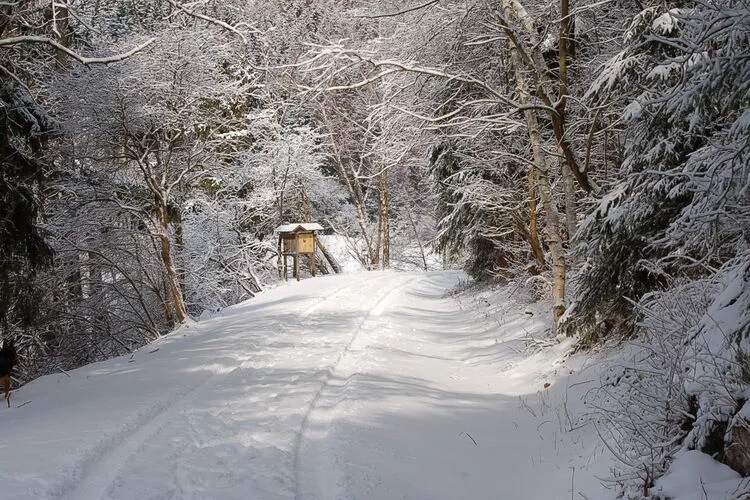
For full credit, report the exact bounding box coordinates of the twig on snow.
[459,431,478,446]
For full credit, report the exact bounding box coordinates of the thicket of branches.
[573,1,750,493]
[1,0,748,494]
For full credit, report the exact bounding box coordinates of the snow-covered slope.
[1,271,613,499]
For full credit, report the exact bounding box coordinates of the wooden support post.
[277,234,283,278]
[311,251,316,277]
[294,254,300,281]
[283,255,288,281]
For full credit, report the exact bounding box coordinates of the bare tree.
[56,28,255,324]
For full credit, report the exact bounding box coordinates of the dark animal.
[0,338,19,408]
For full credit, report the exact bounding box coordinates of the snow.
[651,10,682,34]
[0,270,659,499]
[317,234,367,273]
[652,450,747,500]
[623,99,643,121]
[276,223,325,233]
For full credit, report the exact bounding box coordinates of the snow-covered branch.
[164,0,253,44]
[0,36,155,64]
[354,0,440,19]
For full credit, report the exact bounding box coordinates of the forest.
[1,0,748,497]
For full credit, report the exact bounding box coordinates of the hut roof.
[275,223,324,233]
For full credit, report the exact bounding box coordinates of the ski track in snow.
[55,275,406,500]
[59,356,254,500]
[293,274,418,500]
[1,271,619,500]
[293,272,472,500]
[55,273,396,500]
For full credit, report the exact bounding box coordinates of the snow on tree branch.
[297,45,560,116]
[0,36,155,65]
[164,0,256,44]
[354,0,441,19]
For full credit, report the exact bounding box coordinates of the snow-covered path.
[0,271,612,499]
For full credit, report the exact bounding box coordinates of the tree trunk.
[88,251,103,297]
[53,3,72,68]
[559,0,571,111]
[67,253,83,300]
[314,235,341,273]
[563,163,577,243]
[499,0,595,195]
[353,178,376,266]
[505,2,566,324]
[404,201,429,271]
[319,104,376,264]
[274,162,290,225]
[558,0,578,244]
[528,122,566,324]
[298,182,313,222]
[376,169,390,269]
[155,203,188,324]
[277,234,284,278]
[527,167,546,269]
[172,208,187,302]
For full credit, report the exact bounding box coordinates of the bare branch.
[354,0,440,19]
[0,64,30,91]
[299,49,542,113]
[300,68,402,92]
[0,36,155,65]
[164,0,252,44]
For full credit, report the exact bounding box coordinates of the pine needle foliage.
[567,0,750,345]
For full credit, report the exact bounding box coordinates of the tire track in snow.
[56,357,257,500]
[293,274,418,500]
[54,275,385,500]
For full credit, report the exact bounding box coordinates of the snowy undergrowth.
[585,259,750,499]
